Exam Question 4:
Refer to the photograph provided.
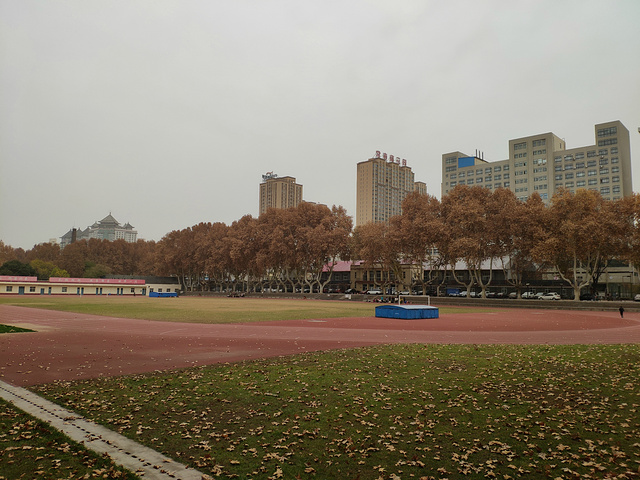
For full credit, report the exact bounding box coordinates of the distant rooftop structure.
[60,213,138,248]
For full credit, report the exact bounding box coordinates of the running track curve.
[1,304,639,387]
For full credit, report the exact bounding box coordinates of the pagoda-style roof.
[98,214,120,227]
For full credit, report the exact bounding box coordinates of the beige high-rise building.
[441,120,632,202]
[259,173,303,215]
[356,152,426,226]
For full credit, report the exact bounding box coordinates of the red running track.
[1,304,639,387]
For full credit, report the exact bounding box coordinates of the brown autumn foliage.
[3,188,639,297]
[352,186,638,298]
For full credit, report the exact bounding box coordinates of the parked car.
[366,289,382,295]
[344,288,358,294]
[521,291,536,299]
[539,292,561,300]
[634,294,640,302]
[579,293,595,301]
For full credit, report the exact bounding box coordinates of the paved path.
[2,304,639,387]
[0,379,205,480]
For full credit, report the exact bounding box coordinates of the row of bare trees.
[2,187,639,297]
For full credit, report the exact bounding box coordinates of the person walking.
[619,306,625,318]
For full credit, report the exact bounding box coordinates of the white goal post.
[398,295,431,305]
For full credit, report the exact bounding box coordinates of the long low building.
[0,276,181,297]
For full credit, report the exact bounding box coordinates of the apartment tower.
[356,151,426,226]
[259,173,303,215]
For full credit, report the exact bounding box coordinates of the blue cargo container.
[375,305,439,319]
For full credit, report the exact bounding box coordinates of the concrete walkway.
[0,380,206,480]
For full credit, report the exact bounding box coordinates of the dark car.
[579,293,595,301]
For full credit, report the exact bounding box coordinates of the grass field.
[30,344,640,480]
[0,295,485,323]
[2,297,639,479]
[0,324,33,333]
[0,399,137,479]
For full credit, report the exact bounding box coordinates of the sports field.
[1,297,639,479]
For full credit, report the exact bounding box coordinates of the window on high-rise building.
[597,126,617,137]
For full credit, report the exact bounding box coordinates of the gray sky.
[1,0,639,250]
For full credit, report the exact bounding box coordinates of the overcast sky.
[1,0,639,250]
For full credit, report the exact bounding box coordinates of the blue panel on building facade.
[375,305,439,319]
[457,157,475,168]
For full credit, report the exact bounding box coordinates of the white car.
[634,294,640,302]
[366,289,382,295]
[539,292,561,300]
